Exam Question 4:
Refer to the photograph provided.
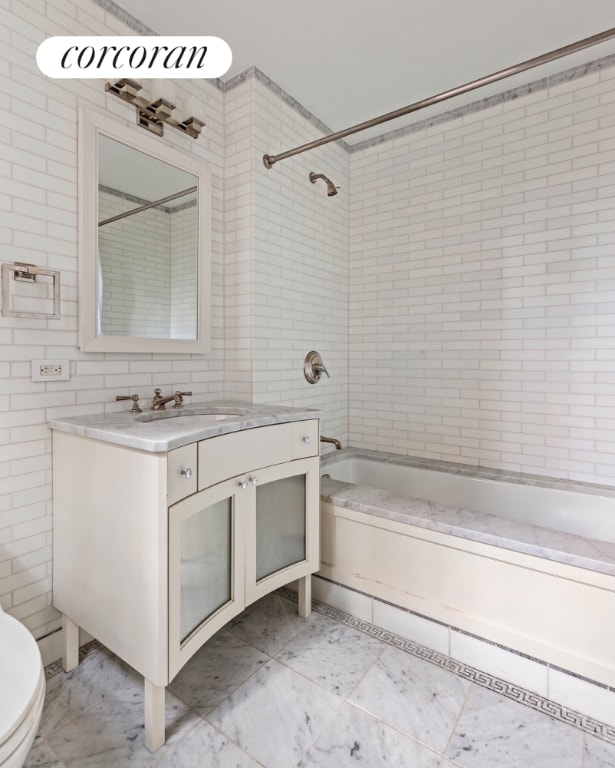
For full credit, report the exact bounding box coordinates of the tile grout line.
[275,587,615,746]
[442,681,477,766]
[30,735,69,768]
[42,593,615,749]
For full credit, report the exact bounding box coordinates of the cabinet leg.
[144,679,166,752]
[297,575,312,618]
[62,615,80,672]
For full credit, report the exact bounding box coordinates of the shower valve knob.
[304,351,330,384]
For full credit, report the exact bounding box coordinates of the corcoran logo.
[36,36,232,78]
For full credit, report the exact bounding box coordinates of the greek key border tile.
[43,590,615,745]
[276,586,615,745]
[44,640,102,680]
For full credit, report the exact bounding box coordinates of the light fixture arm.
[104,79,205,139]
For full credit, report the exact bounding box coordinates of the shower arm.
[263,26,615,169]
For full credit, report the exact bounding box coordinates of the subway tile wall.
[2,0,615,650]
[0,0,226,639]
[169,203,199,339]
[223,74,349,440]
[223,77,256,399]
[1,0,349,643]
[98,191,173,338]
[251,77,349,439]
[349,67,615,484]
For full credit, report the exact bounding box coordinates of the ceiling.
[114,0,615,145]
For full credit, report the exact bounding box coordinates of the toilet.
[0,605,45,768]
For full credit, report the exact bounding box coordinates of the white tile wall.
[223,77,256,399]
[1,0,349,642]
[99,191,173,338]
[349,67,615,484]
[224,74,349,442]
[169,203,199,339]
[2,0,615,665]
[251,77,349,442]
[0,0,225,638]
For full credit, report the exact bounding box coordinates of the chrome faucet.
[151,388,192,410]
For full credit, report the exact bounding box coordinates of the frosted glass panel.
[180,497,231,641]
[255,474,306,581]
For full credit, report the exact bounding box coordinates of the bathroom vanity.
[49,402,320,751]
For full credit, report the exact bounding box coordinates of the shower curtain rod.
[263,27,615,169]
[98,185,197,227]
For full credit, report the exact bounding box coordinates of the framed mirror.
[78,107,211,353]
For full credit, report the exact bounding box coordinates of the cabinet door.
[168,476,248,679]
[245,457,320,605]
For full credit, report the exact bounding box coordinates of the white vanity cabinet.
[52,417,320,751]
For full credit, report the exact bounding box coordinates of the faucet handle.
[304,351,330,384]
[173,390,192,408]
[116,394,142,413]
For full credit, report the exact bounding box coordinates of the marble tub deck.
[31,592,615,768]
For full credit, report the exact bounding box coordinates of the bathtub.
[319,448,615,688]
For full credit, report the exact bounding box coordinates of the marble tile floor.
[29,592,615,768]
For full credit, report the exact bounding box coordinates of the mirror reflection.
[97,136,199,340]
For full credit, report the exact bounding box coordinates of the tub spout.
[321,435,342,450]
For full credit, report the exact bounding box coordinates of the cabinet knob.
[238,479,248,490]
[181,467,193,479]
[303,436,311,445]
[250,476,259,485]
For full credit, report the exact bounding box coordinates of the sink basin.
[158,413,239,425]
[136,409,248,425]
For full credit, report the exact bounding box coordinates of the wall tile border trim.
[43,589,615,744]
[349,51,615,151]
[91,0,156,35]
[90,0,226,92]
[279,582,615,745]
[309,576,614,692]
[97,0,615,152]
[220,53,615,154]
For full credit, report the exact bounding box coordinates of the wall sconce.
[104,78,205,139]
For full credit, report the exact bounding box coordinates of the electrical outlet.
[40,364,62,376]
[31,359,70,382]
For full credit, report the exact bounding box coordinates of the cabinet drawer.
[198,424,294,489]
[168,443,197,505]
[291,420,319,459]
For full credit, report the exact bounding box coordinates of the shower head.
[309,171,339,196]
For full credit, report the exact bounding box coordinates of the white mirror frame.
[78,106,211,354]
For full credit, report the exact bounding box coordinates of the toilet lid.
[0,611,43,744]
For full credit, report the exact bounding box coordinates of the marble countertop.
[48,401,320,452]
